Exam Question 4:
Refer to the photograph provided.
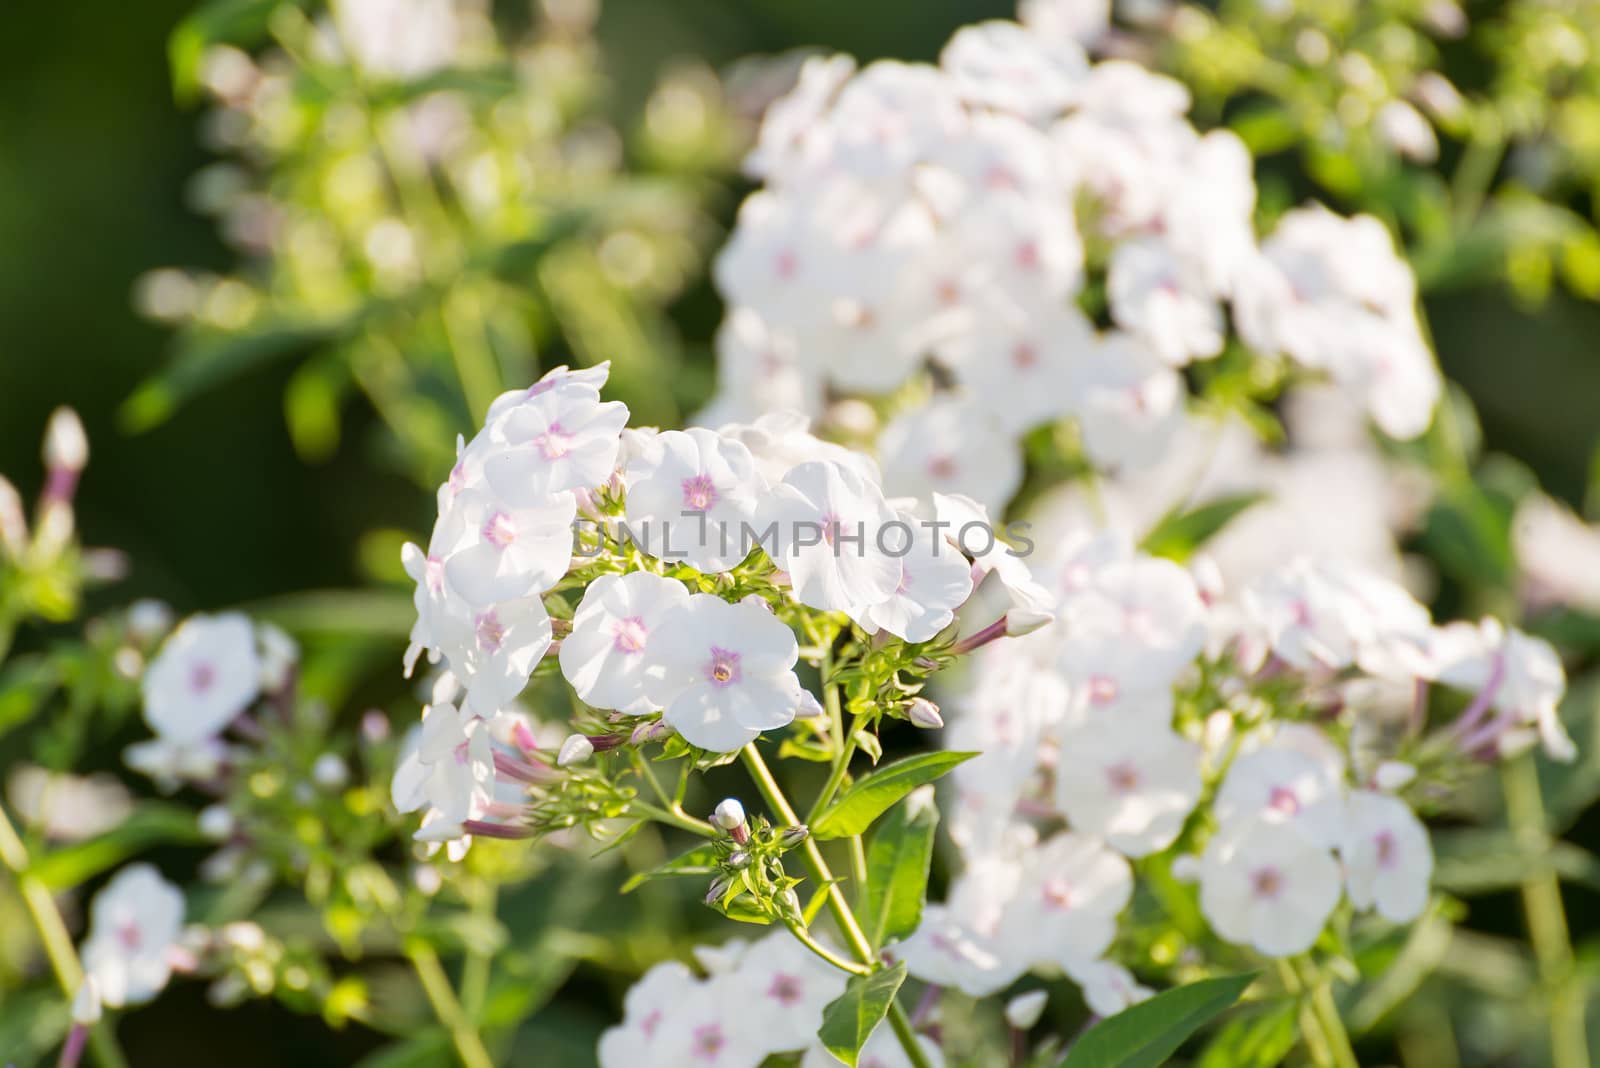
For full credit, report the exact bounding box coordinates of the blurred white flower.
[81,864,186,1008]
[143,613,262,743]
[1340,789,1432,923]
[1199,818,1341,957]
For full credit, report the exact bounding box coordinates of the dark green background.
[2,0,1598,1063]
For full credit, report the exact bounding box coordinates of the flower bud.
[312,753,349,789]
[794,690,826,719]
[1004,989,1047,1030]
[1004,608,1054,637]
[777,887,804,925]
[198,804,235,841]
[557,734,595,767]
[44,407,88,477]
[1374,761,1417,792]
[712,798,746,831]
[361,710,391,744]
[907,698,944,730]
[778,825,811,850]
[72,977,102,1025]
[705,874,733,905]
[0,475,26,558]
[630,719,670,745]
[727,850,751,869]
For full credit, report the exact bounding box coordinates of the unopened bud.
[557,734,595,767]
[794,690,826,719]
[0,476,26,558]
[1004,608,1054,637]
[44,407,88,476]
[1374,760,1417,792]
[72,978,102,1025]
[705,874,733,905]
[198,804,235,841]
[630,719,670,745]
[312,753,349,789]
[778,825,810,850]
[361,710,391,744]
[1005,989,1047,1030]
[777,887,804,924]
[712,798,746,830]
[727,850,751,869]
[907,698,944,730]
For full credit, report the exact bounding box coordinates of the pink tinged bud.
[557,734,594,767]
[705,874,733,905]
[511,718,540,754]
[907,698,944,729]
[794,690,826,719]
[629,719,670,745]
[460,818,537,840]
[949,616,1007,656]
[713,798,748,843]
[493,750,556,785]
[361,710,391,744]
[1374,761,1416,792]
[0,475,28,557]
[1005,608,1054,636]
[1005,990,1048,1031]
[778,825,810,849]
[44,407,88,474]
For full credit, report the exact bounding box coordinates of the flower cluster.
[597,933,948,1068]
[923,528,1571,996]
[700,5,1443,505]
[395,361,1062,845]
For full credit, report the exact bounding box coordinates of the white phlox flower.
[624,427,767,574]
[81,864,187,1008]
[142,612,263,743]
[559,571,693,715]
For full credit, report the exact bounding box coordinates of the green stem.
[632,801,717,839]
[0,804,128,1068]
[1502,754,1589,1068]
[406,941,495,1068]
[784,920,870,976]
[1298,963,1359,1068]
[460,882,496,1022]
[740,745,932,1068]
[807,649,855,823]
[887,1002,934,1068]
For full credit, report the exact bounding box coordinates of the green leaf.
[29,803,206,890]
[1431,828,1600,894]
[242,588,416,639]
[1195,999,1297,1068]
[620,843,718,893]
[351,1031,451,1068]
[1140,494,1266,563]
[817,963,908,1067]
[122,319,352,433]
[859,786,938,950]
[1059,973,1256,1068]
[0,987,70,1068]
[812,751,977,840]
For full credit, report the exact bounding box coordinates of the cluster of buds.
[704,798,811,926]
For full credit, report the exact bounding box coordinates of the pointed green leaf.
[813,751,977,840]
[1059,973,1256,1068]
[859,786,938,950]
[818,963,908,1067]
[1140,494,1266,563]
[620,843,718,893]
[29,803,206,890]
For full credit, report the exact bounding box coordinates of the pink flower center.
[640,1008,663,1038]
[984,164,1018,189]
[1251,866,1284,900]
[425,555,446,594]
[536,423,573,460]
[116,919,143,951]
[1011,341,1038,369]
[1267,785,1301,817]
[935,278,962,306]
[189,662,216,694]
[1087,674,1119,705]
[681,474,719,511]
[611,616,648,655]
[1290,599,1313,627]
[1042,877,1074,910]
[1375,830,1398,869]
[1106,761,1141,793]
[768,972,804,1006]
[483,511,517,548]
[475,611,506,653]
[774,249,798,280]
[704,647,742,687]
[819,511,842,546]
[926,455,958,480]
[692,1023,726,1059]
[1014,240,1040,270]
